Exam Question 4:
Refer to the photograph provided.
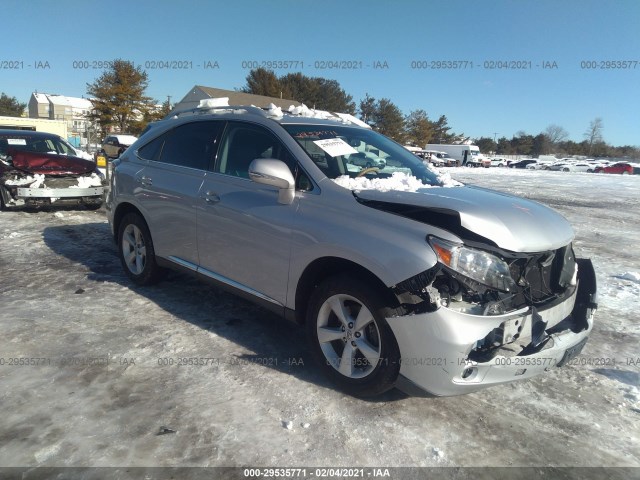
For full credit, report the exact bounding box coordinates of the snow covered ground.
[0,168,638,471]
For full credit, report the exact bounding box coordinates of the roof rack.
[163,101,372,129]
[163,104,268,121]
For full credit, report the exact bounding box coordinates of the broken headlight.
[429,236,517,292]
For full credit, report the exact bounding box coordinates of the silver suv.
[106,104,597,397]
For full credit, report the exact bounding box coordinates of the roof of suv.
[162,103,370,129]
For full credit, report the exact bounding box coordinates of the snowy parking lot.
[0,168,638,473]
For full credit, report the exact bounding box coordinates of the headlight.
[429,236,517,292]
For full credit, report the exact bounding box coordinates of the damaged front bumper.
[10,186,104,206]
[388,259,597,396]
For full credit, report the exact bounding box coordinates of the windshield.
[0,134,78,156]
[283,124,442,186]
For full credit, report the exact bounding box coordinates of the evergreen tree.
[0,93,26,117]
[86,59,154,134]
[404,109,433,146]
[241,68,282,97]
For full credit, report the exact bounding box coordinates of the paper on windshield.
[313,138,358,157]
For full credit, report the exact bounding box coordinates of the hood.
[355,185,574,252]
[7,149,97,175]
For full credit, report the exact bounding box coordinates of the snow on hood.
[355,185,575,253]
[6,150,97,175]
[332,171,462,192]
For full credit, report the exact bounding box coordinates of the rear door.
[133,121,224,266]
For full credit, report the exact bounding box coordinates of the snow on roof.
[334,113,371,129]
[33,93,92,110]
[198,97,229,108]
[112,134,138,144]
[33,93,50,104]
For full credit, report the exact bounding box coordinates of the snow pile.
[198,97,229,108]
[333,172,430,192]
[71,173,103,188]
[333,171,462,192]
[266,103,283,118]
[288,104,333,119]
[426,164,464,187]
[32,174,46,188]
[619,272,640,284]
[4,174,46,188]
[73,149,94,161]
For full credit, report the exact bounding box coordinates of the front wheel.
[117,212,163,285]
[306,274,402,397]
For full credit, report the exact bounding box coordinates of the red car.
[594,162,633,175]
[0,129,105,209]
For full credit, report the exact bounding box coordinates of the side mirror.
[248,158,295,205]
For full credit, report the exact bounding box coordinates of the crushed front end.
[0,150,105,208]
[388,240,597,396]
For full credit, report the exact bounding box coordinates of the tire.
[622,171,630,175]
[306,274,403,397]
[587,169,593,173]
[117,212,163,285]
[0,186,8,211]
[365,162,372,169]
[85,202,103,211]
[562,168,570,172]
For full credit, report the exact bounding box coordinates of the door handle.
[202,191,220,204]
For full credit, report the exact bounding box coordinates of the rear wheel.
[622,171,630,175]
[306,274,403,397]
[562,168,570,172]
[117,212,163,285]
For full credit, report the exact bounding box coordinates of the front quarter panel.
[287,182,462,309]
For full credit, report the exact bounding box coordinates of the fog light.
[461,367,477,380]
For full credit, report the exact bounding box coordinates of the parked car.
[548,162,571,171]
[107,104,597,398]
[508,159,537,169]
[0,129,105,209]
[559,163,594,173]
[345,151,386,170]
[490,158,509,167]
[594,162,633,175]
[526,161,552,170]
[425,150,457,167]
[101,134,138,159]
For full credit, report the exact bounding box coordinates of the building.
[0,115,67,137]
[172,85,301,113]
[28,93,96,147]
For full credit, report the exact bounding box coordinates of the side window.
[137,134,165,161]
[216,123,296,179]
[152,121,223,170]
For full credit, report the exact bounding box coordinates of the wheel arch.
[294,256,398,325]
[112,202,147,243]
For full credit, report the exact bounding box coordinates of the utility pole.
[493,132,499,142]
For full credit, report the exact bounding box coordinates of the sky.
[2,0,639,146]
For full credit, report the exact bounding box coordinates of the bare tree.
[584,118,603,155]
[544,124,569,145]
